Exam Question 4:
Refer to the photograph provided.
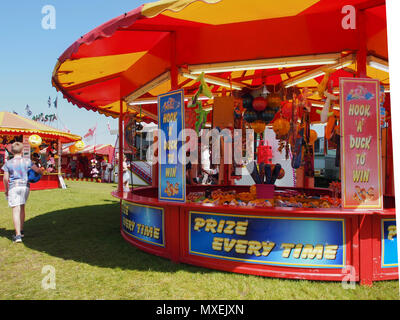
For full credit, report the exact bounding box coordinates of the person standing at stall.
[122,155,130,192]
[2,142,43,243]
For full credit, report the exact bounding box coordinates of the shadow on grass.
[0,202,209,274]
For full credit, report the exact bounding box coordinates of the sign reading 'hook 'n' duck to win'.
[340,78,383,209]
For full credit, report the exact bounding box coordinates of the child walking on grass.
[2,142,43,243]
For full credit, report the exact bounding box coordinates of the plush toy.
[317,69,334,98]
[187,72,213,134]
[316,90,338,123]
[316,70,338,123]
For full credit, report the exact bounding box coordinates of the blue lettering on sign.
[189,212,346,268]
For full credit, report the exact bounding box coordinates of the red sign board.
[340,78,383,209]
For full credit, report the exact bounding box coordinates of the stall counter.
[113,185,398,286]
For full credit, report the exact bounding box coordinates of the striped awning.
[62,144,114,157]
[0,111,81,143]
[52,0,388,120]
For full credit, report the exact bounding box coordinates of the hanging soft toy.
[316,70,337,123]
[187,72,213,134]
[317,91,338,123]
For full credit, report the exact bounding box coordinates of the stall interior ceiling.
[52,0,389,123]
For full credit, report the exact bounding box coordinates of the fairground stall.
[0,111,82,190]
[61,144,115,181]
[52,0,397,285]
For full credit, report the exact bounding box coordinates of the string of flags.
[28,96,58,124]
[24,96,117,137]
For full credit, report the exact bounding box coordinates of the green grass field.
[0,181,399,300]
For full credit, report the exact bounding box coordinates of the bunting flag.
[25,105,32,117]
[106,121,118,135]
[84,124,97,140]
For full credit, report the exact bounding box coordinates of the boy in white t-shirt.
[2,142,43,243]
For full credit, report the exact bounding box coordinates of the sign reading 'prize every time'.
[340,78,383,209]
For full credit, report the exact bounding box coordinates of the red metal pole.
[170,32,178,91]
[359,214,373,286]
[356,9,367,78]
[118,99,124,194]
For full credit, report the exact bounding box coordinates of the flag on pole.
[25,105,32,116]
[83,124,97,141]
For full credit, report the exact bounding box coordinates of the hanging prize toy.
[187,73,213,134]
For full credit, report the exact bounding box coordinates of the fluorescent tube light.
[188,53,341,74]
[368,56,389,73]
[181,72,244,90]
[284,54,355,88]
[285,72,325,88]
[128,95,212,106]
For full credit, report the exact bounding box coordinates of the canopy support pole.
[118,99,124,194]
[57,138,61,175]
[356,9,367,78]
[170,32,178,90]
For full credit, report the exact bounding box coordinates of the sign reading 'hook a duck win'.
[340,78,383,209]
[158,89,186,203]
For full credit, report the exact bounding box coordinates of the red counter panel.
[112,187,398,285]
[179,206,360,282]
[0,174,60,191]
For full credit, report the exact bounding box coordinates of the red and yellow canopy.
[0,111,81,143]
[52,0,388,120]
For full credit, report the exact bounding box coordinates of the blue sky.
[0,0,147,145]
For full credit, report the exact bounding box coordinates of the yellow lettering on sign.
[324,245,339,260]
[247,241,262,257]
[235,240,248,254]
[205,219,218,233]
[300,244,324,260]
[223,238,236,252]
[281,243,295,258]
[154,227,160,240]
[388,225,397,240]
[235,221,248,236]
[261,242,276,257]
[353,169,370,183]
[223,221,236,235]
[194,218,206,231]
[163,112,177,123]
[212,237,223,251]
